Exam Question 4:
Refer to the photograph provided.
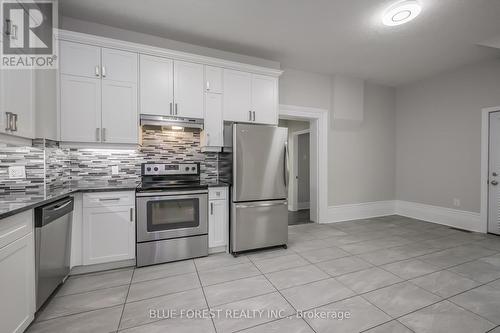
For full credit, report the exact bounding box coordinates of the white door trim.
[279,104,329,223]
[480,105,500,233]
[290,129,311,211]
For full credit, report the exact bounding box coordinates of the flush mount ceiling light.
[382,0,422,26]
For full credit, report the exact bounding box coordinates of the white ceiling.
[60,0,500,86]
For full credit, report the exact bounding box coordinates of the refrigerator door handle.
[284,142,289,188]
[235,201,287,209]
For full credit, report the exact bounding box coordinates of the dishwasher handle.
[35,197,74,227]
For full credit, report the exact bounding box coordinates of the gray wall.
[279,69,397,206]
[396,59,500,213]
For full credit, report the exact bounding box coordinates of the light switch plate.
[111,165,119,175]
[8,165,26,179]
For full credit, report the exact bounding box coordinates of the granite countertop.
[0,181,139,220]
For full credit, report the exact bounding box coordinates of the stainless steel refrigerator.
[224,123,289,255]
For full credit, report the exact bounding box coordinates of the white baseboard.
[323,200,396,223]
[395,200,482,232]
[298,202,310,210]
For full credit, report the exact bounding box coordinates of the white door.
[223,69,252,122]
[204,66,223,94]
[60,75,102,142]
[139,55,174,116]
[101,81,138,144]
[251,74,277,125]
[208,200,227,248]
[173,60,204,118]
[60,41,101,78]
[0,68,34,138]
[489,111,500,235]
[0,233,35,333]
[203,93,223,147]
[101,48,138,83]
[83,206,135,265]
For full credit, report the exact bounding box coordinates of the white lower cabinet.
[82,192,135,265]
[208,187,228,251]
[0,211,35,333]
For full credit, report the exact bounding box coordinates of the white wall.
[396,59,500,213]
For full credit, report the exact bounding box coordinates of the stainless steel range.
[135,163,208,267]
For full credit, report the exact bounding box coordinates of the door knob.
[493,172,498,177]
[491,180,499,186]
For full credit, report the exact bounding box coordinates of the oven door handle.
[136,190,209,197]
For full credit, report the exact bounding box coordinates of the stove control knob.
[146,167,151,172]
[185,167,189,171]
[192,167,196,171]
[153,167,159,172]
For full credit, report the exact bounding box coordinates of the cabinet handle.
[210,202,214,215]
[249,111,252,121]
[95,128,100,141]
[206,81,210,91]
[169,102,173,115]
[10,113,17,131]
[175,103,178,115]
[253,111,256,122]
[5,19,11,36]
[102,66,106,78]
[95,65,100,77]
[99,197,120,201]
[102,128,106,141]
[206,132,210,145]
[130,208,133,222]
[5,112,12,131]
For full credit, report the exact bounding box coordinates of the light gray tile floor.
[27,216,500,333]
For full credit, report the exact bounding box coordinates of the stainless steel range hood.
[140,115,204,130]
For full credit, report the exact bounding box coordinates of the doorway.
[488,111,500,235]
[278,119,312,225]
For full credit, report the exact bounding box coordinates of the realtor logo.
[1,0,57,69]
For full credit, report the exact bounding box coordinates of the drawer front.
[83,191,135,208]
[0,210,33,249]
[209,187,227,200]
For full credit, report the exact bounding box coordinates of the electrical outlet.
[453,198,461,207]
[8,165,26,179]
[111,165,119,175]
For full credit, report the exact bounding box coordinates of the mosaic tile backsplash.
[0,127,224,196]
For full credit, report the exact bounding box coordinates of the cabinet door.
[251,74,278,125]
[83,206,135,265]
[208,200,227,248]
[205,66,223,93]
[203,93,223,147]
[173,60,204,118]
[101,48,138,83]
[102,80,138,144]
[60,41,101,78]
[0,233,35,333]
[139,55,174,116]
[60,74,101,142]
[0,68,34,138]
[223,69,252,122]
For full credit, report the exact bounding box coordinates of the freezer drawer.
[231,200,288,253]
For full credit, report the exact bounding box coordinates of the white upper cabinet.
[139,55,174,116]
[201,93,223,149]
[101,80,138,143]
[60,75,101,142]
[251,74,278,125]
[59,41,138,144]
[60,42,101,78]
[205,66,223,94]
[101,48,138,83]
[0,68,34,138]
[173,60,204,119]
[223,69,252,122]
[223,69,278,125]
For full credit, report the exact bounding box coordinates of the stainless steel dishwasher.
[34,197,74,310]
